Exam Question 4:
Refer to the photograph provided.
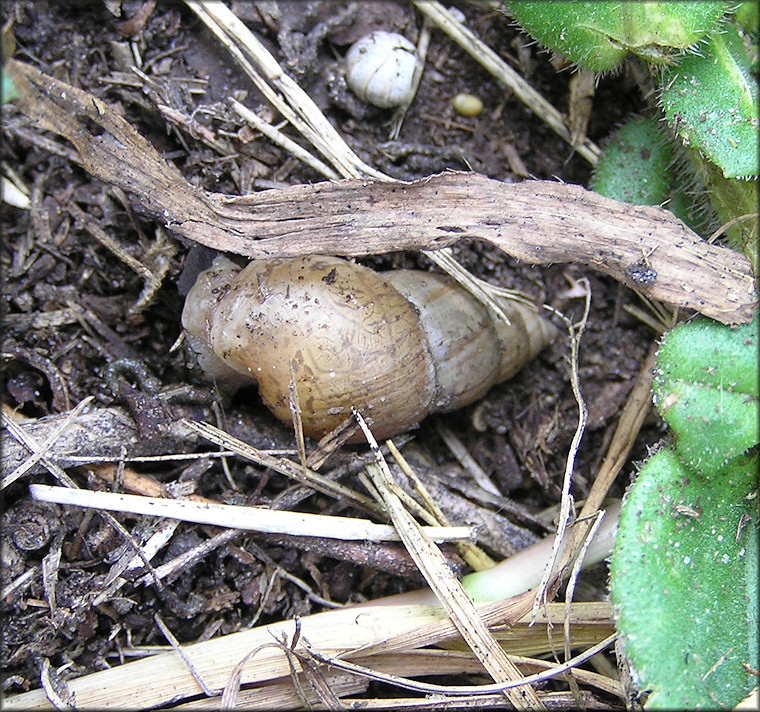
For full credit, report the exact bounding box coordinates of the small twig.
[67,201,165,311]
[135,528,239,587]
[532,284,591,620]
[547,341,660,586]
[245,541,342,610]
[0,566,38,602]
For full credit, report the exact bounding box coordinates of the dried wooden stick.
[6,59,756,324]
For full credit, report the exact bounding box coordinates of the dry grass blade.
[183,671,366,710]
[154,614,219,698]
[4,603,451,710]
[423,247,533,327]
[355,413,545,710]
[4,596,616,710]
[580,342,658,518]
[1,396,93,489]
[304,632,617,697]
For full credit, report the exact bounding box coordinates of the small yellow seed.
[453,93,483,117]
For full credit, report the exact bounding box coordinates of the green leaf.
[591,116,673,205]
[610,448,759,708]
[653,314,759,473]
[732,2,760,35]
[504,2,728,71]
[682,145,759,270]
[661,24,759,179]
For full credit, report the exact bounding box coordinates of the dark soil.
[2,0,660,703]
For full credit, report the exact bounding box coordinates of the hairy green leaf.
[610,448,758,708]
[661,25,759,179]
[591,116,672,205]
[653,314,759,473]
[505,1,727,71]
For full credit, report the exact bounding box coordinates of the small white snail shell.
[345,31,417,109]
[181,255,557,442]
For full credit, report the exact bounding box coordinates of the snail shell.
[344,31,417,109]
[181,255,557,441]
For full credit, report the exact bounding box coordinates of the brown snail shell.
[181,255,557,441]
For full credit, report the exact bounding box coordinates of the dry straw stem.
[5,600,615,710]
[181,418,382,515]
[230,99,340,179]
[6,57,755,325]
[185,0,387,181]
[29,483,473,543]
[355,413,543,709]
